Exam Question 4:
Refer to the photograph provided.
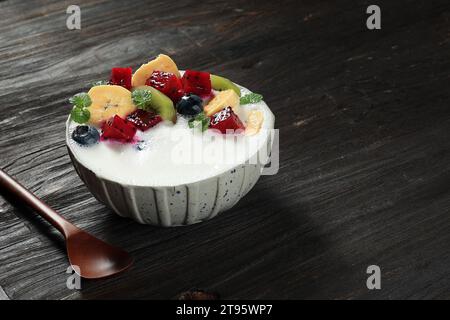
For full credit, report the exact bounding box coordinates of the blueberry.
[72,125,100,146]
[176,94,203,116]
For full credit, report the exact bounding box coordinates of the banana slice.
[132,54,181,88]
[87,85,136,125]
[204,89,240,117]
[245,110,264,136]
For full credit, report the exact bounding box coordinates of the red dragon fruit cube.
[110,67,132,90]
[146,70,184,103]
[182,70,212,96]
[209,107,245,134]
[101,115,137,142]
[127,109,162,131]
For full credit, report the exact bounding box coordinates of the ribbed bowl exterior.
[66,80,275,226]
[68,148,266,226]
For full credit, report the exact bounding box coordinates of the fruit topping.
[68,54,260,145]
[69,92,92,124]
[200,91,215,105]
[110,67,132,90]
[210,74,241,96]
[182,70,211,96]
[188,112,210,132]
[101,115,137,142]
[70,106,90,124]
[127,109,162,131]
[240,92,263,105]
[209,107,245,134]
[132,88,153,110]
[245,110,264,136]
[204,89,239,116]
[72,125,100,146]
[86,85,136,126]
[146,70,184,103]
[176,94,203,117]
[133,86,176,123]
[70,92,92,109]
[132,54,181,88]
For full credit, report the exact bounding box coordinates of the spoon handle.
[0,168,76,236]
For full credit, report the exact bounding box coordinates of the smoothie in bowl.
[66,54,275,226]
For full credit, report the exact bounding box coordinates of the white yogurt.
[67,86,274,186]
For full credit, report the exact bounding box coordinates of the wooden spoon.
[0,168,133,279]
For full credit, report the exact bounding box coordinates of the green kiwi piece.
[210,74,241,97]
[134,85,177,123]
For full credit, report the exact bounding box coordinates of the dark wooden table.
[0,0,449,300]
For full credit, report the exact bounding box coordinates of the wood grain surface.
[0,0,449,299]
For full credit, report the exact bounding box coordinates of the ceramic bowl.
[66,90,274,226]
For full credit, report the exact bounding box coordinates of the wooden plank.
[0,0,449,299]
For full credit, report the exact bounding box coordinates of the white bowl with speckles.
[66,89,274,227]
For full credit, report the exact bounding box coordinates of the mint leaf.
[92,80,108,86]
[202,118,210,132]
[69,92,92,109]
[132,89,152,110]
[188,119,202,129]
[188,112,210,132]
[240,93,263,105]
[71,106,90,124]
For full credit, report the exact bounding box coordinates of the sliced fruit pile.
[69,54,265,147]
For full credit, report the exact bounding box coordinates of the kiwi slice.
[134,85,177,123]
[211,74,241,97]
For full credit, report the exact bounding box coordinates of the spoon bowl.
[66,228,133,279]
[0,168,133,279]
